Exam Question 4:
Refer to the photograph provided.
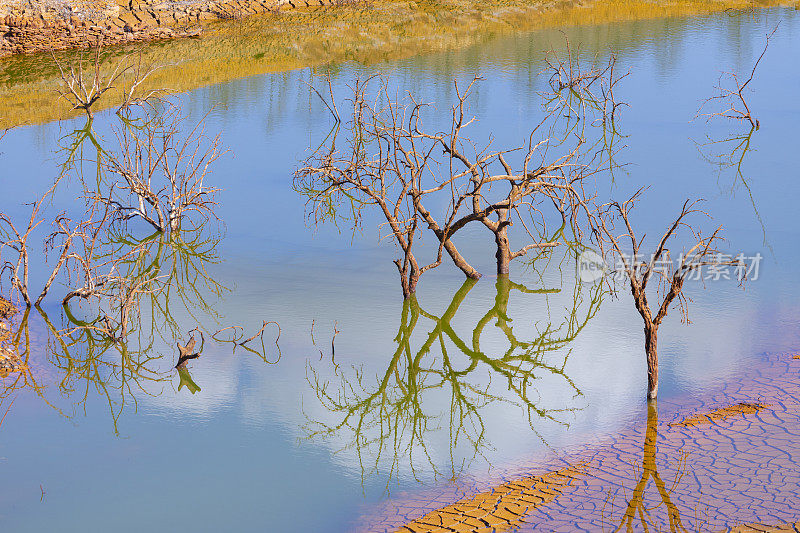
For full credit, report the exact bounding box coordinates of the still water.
[1,8,799,532]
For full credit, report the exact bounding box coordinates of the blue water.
[1,8,799,532]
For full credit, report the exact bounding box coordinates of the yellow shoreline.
[0,0,794,128]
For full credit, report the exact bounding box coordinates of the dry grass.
[0,0,793,128]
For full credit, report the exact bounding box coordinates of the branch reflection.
[0,217,228,434]
[305,264,602,490]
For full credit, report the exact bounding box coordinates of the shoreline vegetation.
[0,0,796,128]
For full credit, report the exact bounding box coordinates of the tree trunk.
[400,278,412,300]
[442,238,482,280]
[644,325,659,400]
[400,265,420,300]
[494,226,511,275]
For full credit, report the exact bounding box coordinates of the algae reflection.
[304,262,602,489]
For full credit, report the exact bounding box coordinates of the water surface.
[1,8,799,532]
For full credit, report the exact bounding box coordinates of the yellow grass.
[0,0,794,128]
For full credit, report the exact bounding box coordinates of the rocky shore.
[0,296,23,376]
[0,0,338,57]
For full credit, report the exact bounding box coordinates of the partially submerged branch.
[696,25,779,129]
[296,71,611,296]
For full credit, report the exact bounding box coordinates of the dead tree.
[597,190,737,400]
[543,37,613,94]
[0,208,38,307]
[101,103,223,234]
[542,41,630,183]
[54,40,165,119]
[295,74,474,298]
[427,78,599,276]
[0,177,69,306]
[696,25,779,130]
[296,74,601,295]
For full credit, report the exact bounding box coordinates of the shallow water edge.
[1,0,795,129]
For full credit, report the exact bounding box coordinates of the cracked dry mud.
[395,464,588,533]
[360,353,800,532]
[669,402,770,428]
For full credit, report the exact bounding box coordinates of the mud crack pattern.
[669,402,770,428]
[396,464,586,533]
[360,353,800,532]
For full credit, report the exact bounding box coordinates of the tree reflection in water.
[604,402,694,533]
[305,264,602,490]
[0,218,226,433]
[0,101,279,433]
[695,125,770,251]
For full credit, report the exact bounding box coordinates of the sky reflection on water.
[1,8,799,532]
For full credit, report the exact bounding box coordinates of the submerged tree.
[696,24,778,130]
[596,190,741,400]
[101,104,223,234]
[693,27,776,251]
[0,99,223,312]
[295,72,605,297]
[0,85,248,431]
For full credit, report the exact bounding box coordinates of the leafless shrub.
[296,74,472,298]
[2,100,224,344]
[0,89,237,429]
[0,205,39,307]
[544,37,610,93]
[99,103,223,234]
[596,190,740,400]
[541,40,630,181]
[59,224,168,341]
[54,40,166,120]
[0,179,67,306]
[2,216,229,427]
[543,38,629,122]
[696,25,779,130]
